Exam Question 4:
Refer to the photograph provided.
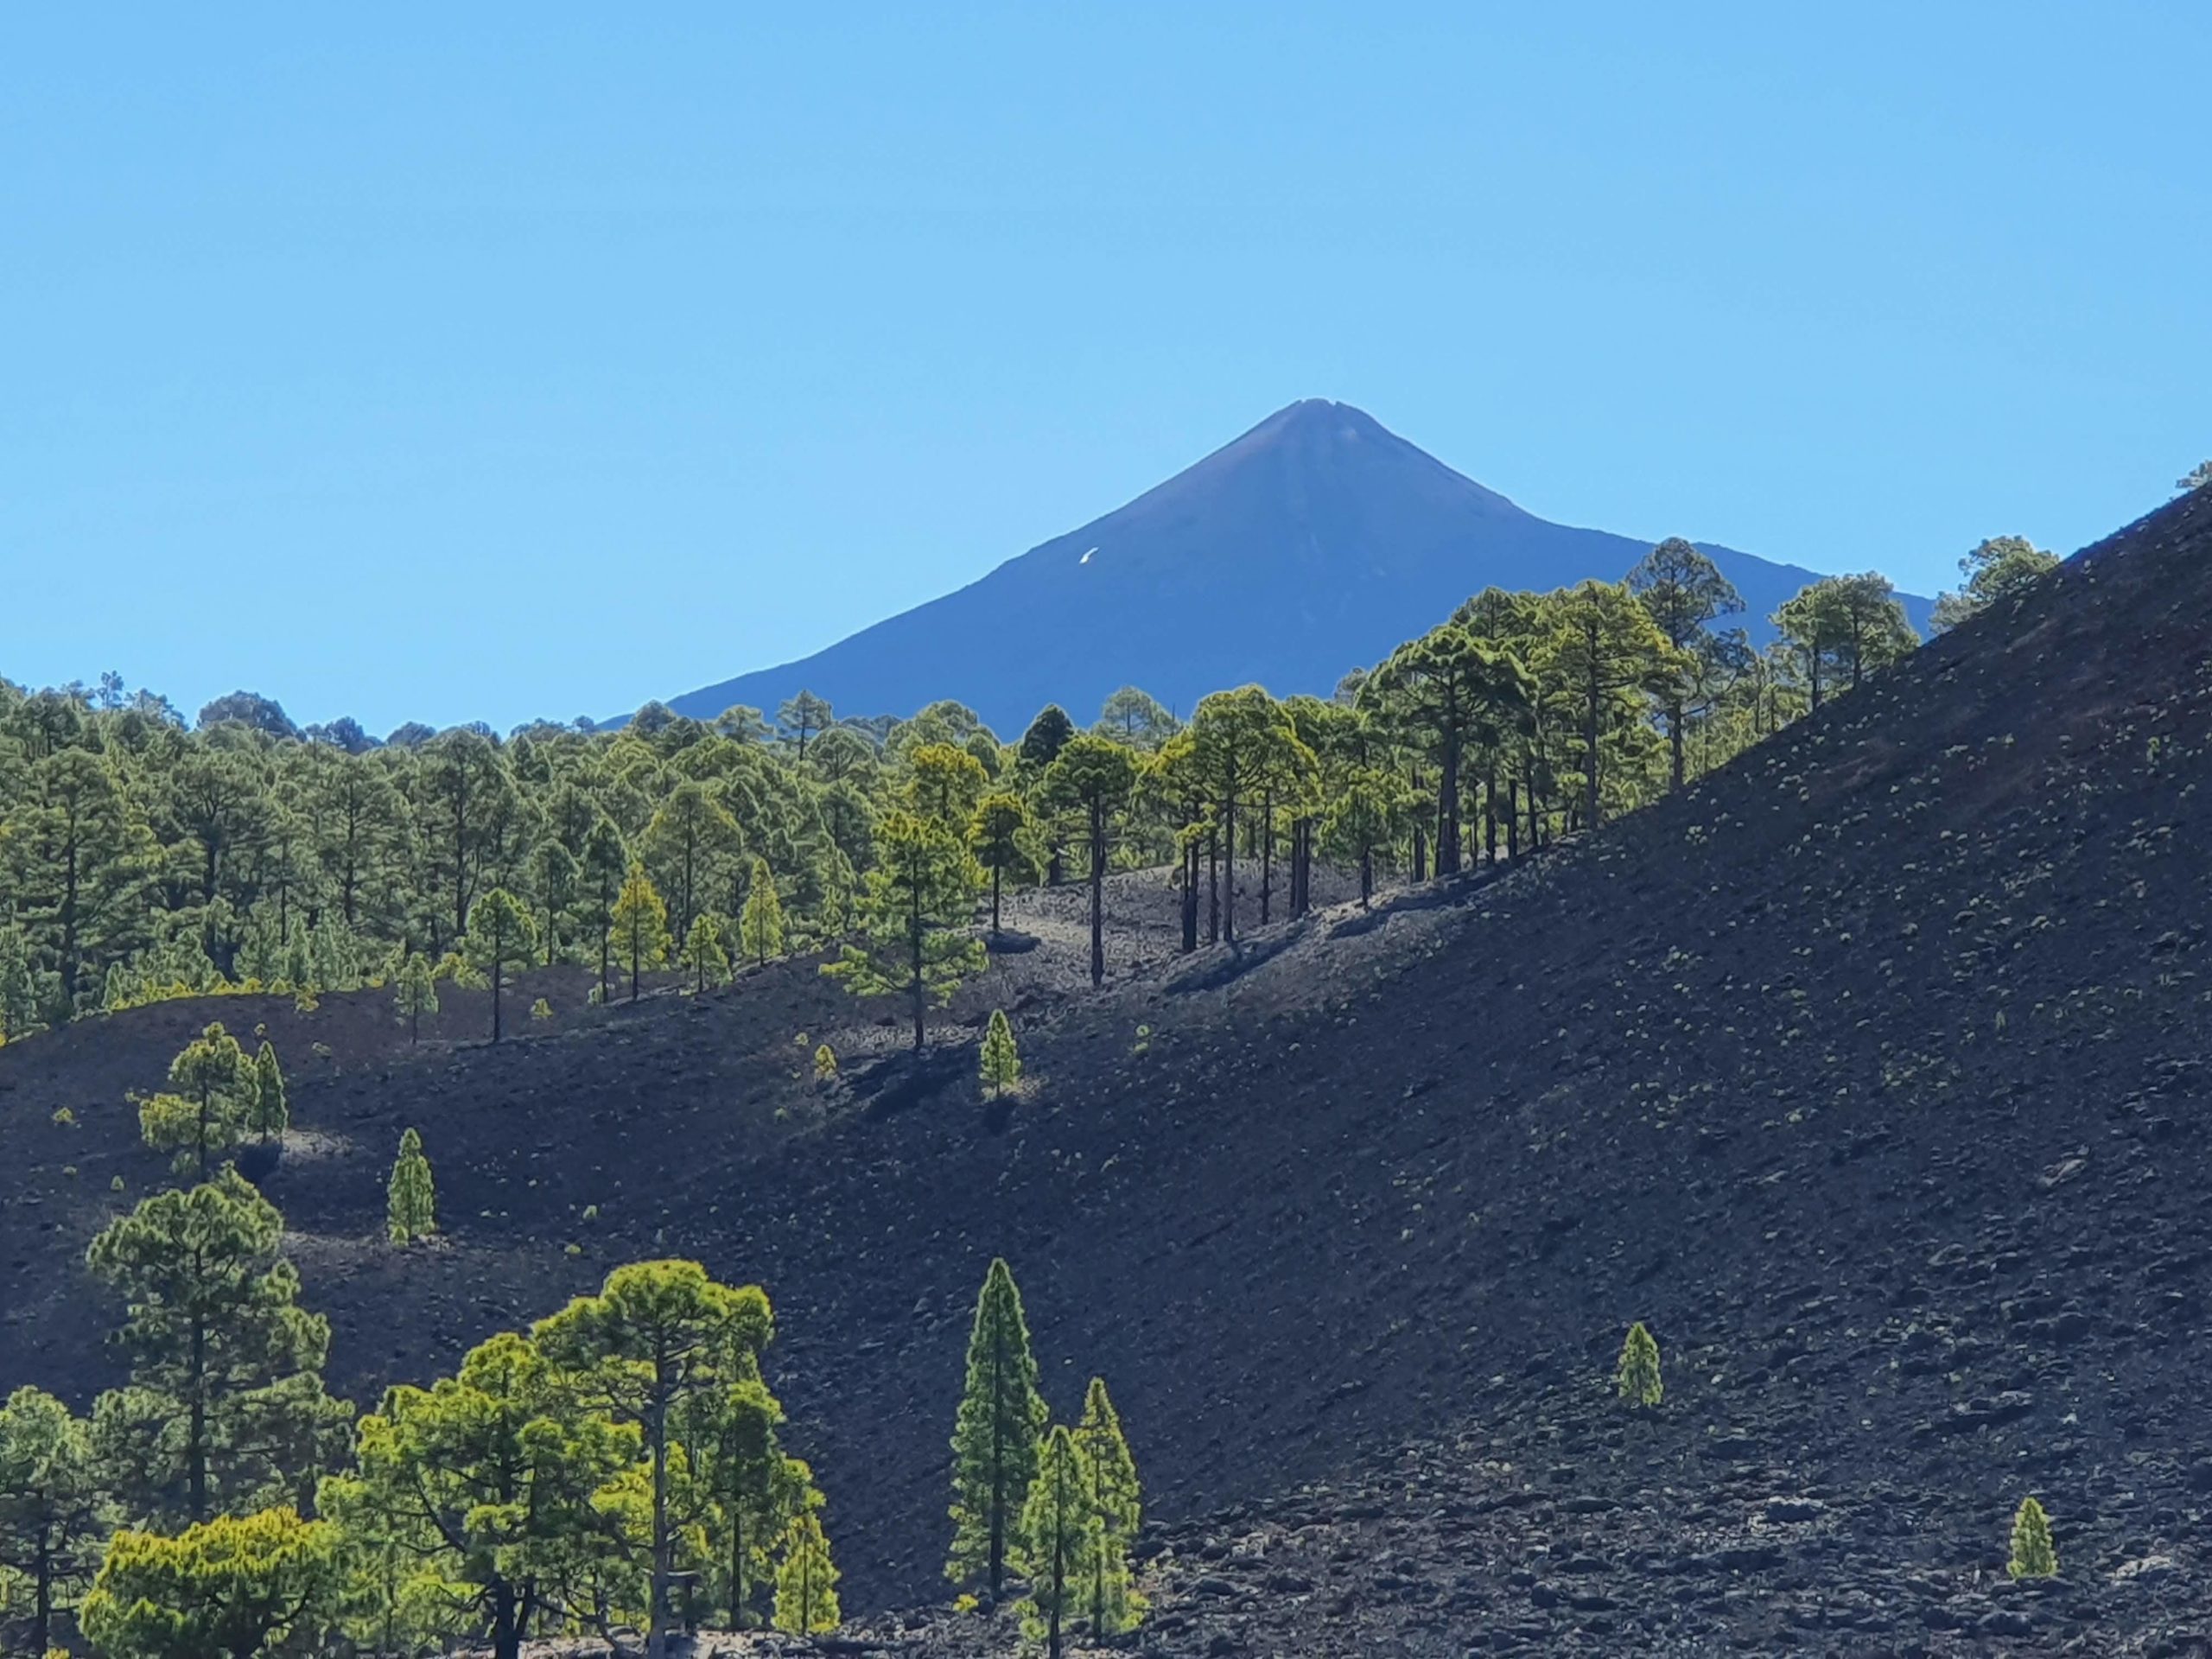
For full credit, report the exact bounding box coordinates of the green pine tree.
[967,791,1033,938]
[1616,1321,1663,1409]
[317,1330,634,1659]
[609,861,672,1003]
[533,1261,774,1659]
[393,950,438,1043]
[686,912,731,992]
[0,927,42,1044]
[387,1128,436,1245]
[670,1369,818,1631]
[85,1172,352,1525]
[823,811,983,1052]
[1015,1427,1098,1659]
[980,1008,1021,1100]
[0,1385,106,1656]
[947,1257,1048,1602]
[740,855,786,966]
[2008,1496,2057,1579]
[461,887,538,1044]
[137,1021,255,1179]
[250,1039,289,1143]
[80,1507,340,1659]
[771,1513,842,1635]
[813,1044,838,1086]
[1073,1376,1146,1637]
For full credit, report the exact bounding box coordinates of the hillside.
[662,401,1933,733]
[5,486,2209,1653]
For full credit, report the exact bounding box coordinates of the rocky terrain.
[5,487,2212,1652]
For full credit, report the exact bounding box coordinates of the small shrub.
[110,1174,124,1192]
[531,997,554,1021]
[581,1204,600,1223]
[1616,1321,1662,1408]
[51,1106,74,1127]
[2009,1496,2057,1579]
[293,987,320,1014]
[814,1043,838,1084]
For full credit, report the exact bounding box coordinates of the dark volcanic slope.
[663,401,1929,733]
[6,491,2209,1651]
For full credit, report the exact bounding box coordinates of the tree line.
[0,536,2055,1052]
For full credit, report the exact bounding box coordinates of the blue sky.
[4,3,2205,734]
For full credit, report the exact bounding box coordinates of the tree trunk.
[648,1401,671,1659]
[1180,841,1198,952]
[990,863,1002,938]
[1437,735,1461,875]
[1259,802,1274,925]
[1669,702,1687,791]
[1087,801,1106,987]
[491,955,503,1043]
[1221,795,1238,943]
[1506,778,1521,861]
[1484,761,1498,863]
[1585,674,1604,830]
[910,902,926,1052]
[1206,830,1219,944]
[189,1317,208,1521]
[491,1583,522,1659]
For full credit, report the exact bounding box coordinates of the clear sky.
[5,3,2205,734]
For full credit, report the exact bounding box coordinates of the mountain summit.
[667,401,1927,734]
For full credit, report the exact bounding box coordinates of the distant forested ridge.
[0,541,1978,1043]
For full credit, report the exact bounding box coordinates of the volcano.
[664,400,1931,734]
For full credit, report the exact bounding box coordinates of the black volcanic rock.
[664,400,1931,734]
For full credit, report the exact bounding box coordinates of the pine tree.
[739,855,786,966]
[462,887,538,1044]
[771,1513,842,1634]
[319,1331,634,1659]
[824,811,983,1052]
[249,1039,289,1143]
[1616,1321,1663,1409]
[967,791,1033,938]
[581,817,630,1007]
[86,1172,352,1525]
[980,1009,1021,1100]
[1039,735,1140,985]
[393,950,438,1043]
[1627,537,1747,791]
[609,861,672,1003]
[1015,1427,1098,1659]
[670,1370,818,1631]
[0,1386,105,1656]
[777,690,834,759]
[1543,581,1681,830]
[138,1021,255,1179]
[534,1261,774,1659]
[0,927,41,1044]
[813,1044,838,1086]
[2008,1496,2057,1579]
[948,1258,1048,1602]
[79,1507,339,1659]
[686,912,731,992]
[387,1128,436,1245]
[1073,1376,1146,1637]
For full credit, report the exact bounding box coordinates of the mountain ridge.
[659,399,1934,733]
